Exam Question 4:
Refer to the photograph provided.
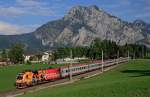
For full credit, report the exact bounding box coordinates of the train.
[15,57,129,88]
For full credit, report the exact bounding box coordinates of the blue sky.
[0,0,149,35]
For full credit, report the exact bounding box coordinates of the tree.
[1,49,7,61]
[8,43,24,64]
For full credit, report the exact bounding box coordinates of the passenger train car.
[15,57,128,88]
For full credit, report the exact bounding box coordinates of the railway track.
[0,57,129,97]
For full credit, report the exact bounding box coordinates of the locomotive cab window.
[16,74,23,80]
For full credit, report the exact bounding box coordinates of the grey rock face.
[34,5,149,47]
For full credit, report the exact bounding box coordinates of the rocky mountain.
[133,20,150,45]
[0,5,150,52]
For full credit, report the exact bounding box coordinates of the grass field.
[0,63,65,92]
[18,59,150,97]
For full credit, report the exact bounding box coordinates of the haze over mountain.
[0,5,150,52]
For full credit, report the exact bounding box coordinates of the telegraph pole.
[133,52,135,60]
[117,50,119,64]
[128,50,130,61]
[101,50,104,72]
[133,32,135,60]
[69,49,72,80]
[142,46,144,58]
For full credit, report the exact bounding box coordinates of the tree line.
[54,38,149,60]
[0,38,149,64]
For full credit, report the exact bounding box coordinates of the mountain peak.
[69,5,87,11]
[88,5,100,11]
[66,5,87,16]
[68,5,101,13]
[65,5,103,20]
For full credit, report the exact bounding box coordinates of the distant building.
[24,51,53,63]
[74,57,88,60]
[64,57,73,61]
[0,58,13,66]
[24,55,32,62]
[63,57,88,62]
[42,52,50,62]
[55,57,88,64]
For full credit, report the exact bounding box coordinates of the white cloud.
[16,0,46,7]
[0,7,26,17]
[0,0,54,17]
[0,21,39,35]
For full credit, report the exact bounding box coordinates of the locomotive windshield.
[16,73,23,80]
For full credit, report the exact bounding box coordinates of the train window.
[75,68,77,71]
[64,70,67,73]
[66,70,68,72]
[17,75,23,80]
[61,70,64,73]
[63,70,65,73]
[64,70,66,73]
[72,69,74,71]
